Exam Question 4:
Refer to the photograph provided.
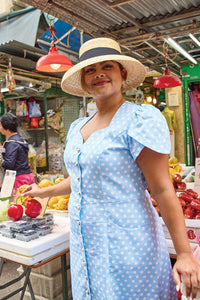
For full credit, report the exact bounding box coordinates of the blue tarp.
[37,19,91,59]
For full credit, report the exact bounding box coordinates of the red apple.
[172,173,182,183]
[25,199,42,218]
[7,204,23,222]
[176,181,186,192]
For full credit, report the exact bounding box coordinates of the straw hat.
[61,37,146,97]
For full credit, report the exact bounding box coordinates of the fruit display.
[149,171,199,219]
[15,184,33,206]
[38,177,70,211]
[38,178,54,188]
[150,193,161,216]
[178,189,200,219]
[169,156,182,179]
[25,199,42,218]
[47,195,70,210]
[7,198,42,222]
[7,204,23,221]
[172,173,186,192]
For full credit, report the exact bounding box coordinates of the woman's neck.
[95,95,125,116]
[6,132,17,140]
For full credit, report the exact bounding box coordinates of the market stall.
[0,213,71,300]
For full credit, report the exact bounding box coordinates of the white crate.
[160,217,200,243]
[181,282,200,299]
[165,238,197,256]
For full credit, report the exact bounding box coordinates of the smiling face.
[82,61,127,100]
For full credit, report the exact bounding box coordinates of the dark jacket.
[2,134,31,176]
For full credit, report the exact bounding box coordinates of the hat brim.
[61,54,146,97]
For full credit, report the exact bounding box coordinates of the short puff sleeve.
[127,104,171,160]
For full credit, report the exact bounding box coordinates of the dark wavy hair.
[0,112,18,132]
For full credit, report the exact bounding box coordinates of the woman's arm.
[137,147,200,299]
[22,176,71,198]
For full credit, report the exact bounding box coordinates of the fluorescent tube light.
[189,33,200,47]
[164,37,197,64]
[1,88,9,93]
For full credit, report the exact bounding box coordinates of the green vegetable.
[0,196,13,201]
[0,207,9,222]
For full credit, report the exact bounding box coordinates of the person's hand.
[173,252,200,299]
[21,183,42,198]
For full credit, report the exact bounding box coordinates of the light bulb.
[153,98,157,105]
[147,96,152,103]
[50,64,61,70]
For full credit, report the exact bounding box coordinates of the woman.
[23,37,200,300]
[0,112,34,194]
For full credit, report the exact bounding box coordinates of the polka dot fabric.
[64,101,177,300]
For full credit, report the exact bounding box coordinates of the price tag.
[0,170,16,197]
[194,158,200,195]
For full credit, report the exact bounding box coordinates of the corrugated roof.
[20,0,200,75]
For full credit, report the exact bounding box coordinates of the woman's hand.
[21,183,43,198]
[173,252,200,299]
[22,177,71,199]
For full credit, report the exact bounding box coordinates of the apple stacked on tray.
[0,198,54,241]
[150,173,199,219]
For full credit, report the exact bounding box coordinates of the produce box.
[181,283,200,300]
[165,238,197,256]
[160,217,200,243]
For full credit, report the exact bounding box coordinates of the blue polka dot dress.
[64,101,177,300]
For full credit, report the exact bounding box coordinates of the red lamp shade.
[36,46,73,73]
[153,68,182,88]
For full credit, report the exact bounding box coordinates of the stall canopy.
[0,7,40,47]
[37,18,91,60]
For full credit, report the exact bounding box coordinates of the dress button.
[77,220,81,225]
[80,234,82,238]
[77,149,80,153]
[86,290,89,295]
[78,191,81,195]
[82,248,84,252]
[75,162,78,166]
[85,275,88,280]
[77,205,80,210]
[76,177,80,181]
[83,260,86,266]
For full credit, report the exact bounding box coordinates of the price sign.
[194,158,200,195]
[0,170,16,197]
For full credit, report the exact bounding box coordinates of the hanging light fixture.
[36,25,73,73]
[153,67,182,88]
[153,39,183,89]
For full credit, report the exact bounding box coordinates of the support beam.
[108,0,137,8]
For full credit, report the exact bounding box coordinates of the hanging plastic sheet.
[189,91,200,157]
[0,8,40,46]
